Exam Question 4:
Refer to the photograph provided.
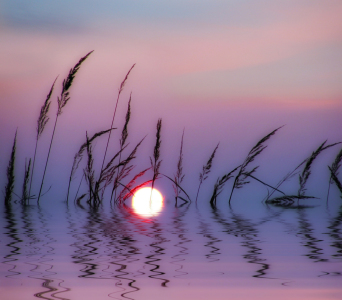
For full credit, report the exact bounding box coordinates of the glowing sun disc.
[132,187,164,217]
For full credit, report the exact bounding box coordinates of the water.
[1,197,341,300]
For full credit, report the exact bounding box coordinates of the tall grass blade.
[22,158,31,204]
[327,147,342,200]
[150,119,162,195]
[173,129,185,203]
[66,128,115,203]
[298,141,341,196]
[84,132,96,206]
[112,94,132,201]
[100,64,135,172]
[29,77,57,197]
[196,143,219,203]
[117,167,151,201]
[328,166,342,195]
[210,165,240,206]
[229,126,283,204]
[37,51,93,203]
[4,130,17,205]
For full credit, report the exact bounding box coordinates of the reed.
[150,119,162,196]
[266,141,340,206]
[111,94,132,201]
[96,137,145,202]
[229,126,283,204]
[66,128,115,203]
[210,165,240,206]
[100,64,135,173]
[196,143,219,203]
[38,51,93,203]
[29,77,57,198]
[174,129,185,204]
[21,158,31,204]
[118,167,151,201]
[4,130,17,205]
[84,132,96,206]
[298,141,340,196]
[327,147,342,199]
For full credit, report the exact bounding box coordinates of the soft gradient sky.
[0,0,341,201]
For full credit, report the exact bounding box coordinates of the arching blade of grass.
[327,147,342,201]
[66,128,115,203]
[298,141,341,196]
[161,173,191,202]
[328,166,342,195]
[117,167,151,202]
[38,51,93,203]
[4,130,17,205]
[210,165,240,206]
[229,126,283,204]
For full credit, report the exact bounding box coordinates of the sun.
[132,187,164,217]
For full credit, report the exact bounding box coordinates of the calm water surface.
[1,198,341,300]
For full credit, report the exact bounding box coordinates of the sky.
[0,0,342,203]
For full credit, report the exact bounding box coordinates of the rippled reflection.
[1,201,342,299]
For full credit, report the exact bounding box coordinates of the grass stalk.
[150,119,162,199]
[37,51,93,203]
[22,158,31,204]
[29,77,57,198]
[196,143,219,203]
[100,64,135,173]
[327,147,342,201]
[4,130,17,205]
[229,126,283,205]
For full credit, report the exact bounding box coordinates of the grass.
[2,51,342,210]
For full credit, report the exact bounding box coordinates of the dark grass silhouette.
[29,77,57,199]
[4,130,17,205]
[38,51,93,203]
[21,158,31,204]
[3,51,342,212]
[66,128,115,203]
[150,119,162,199]
[100,64,135,173]
[266,141,341,206]
[196,143,219,203]
[229,126,283,205]
[328,147,342,199]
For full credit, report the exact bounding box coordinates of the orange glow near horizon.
[132,187,164,217]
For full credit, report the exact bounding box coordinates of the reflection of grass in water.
[2,51,342,209]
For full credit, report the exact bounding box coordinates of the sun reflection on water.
[132,187,164,217]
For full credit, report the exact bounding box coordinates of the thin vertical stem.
[37,115,59,203]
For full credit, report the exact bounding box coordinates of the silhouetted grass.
[4,130,17,205]
[3,51,342,212]
[196,143,219,203]
[298,141,340,196]
[66,128,115,203]
[150,119,162,196]
[328,147,342,199]
[38,51,93,203]
[229,126,283,204]
[100,64,135,173]
[29,77,57,198]
[21,158,31,204]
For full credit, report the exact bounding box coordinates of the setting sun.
[132,187,164,217]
